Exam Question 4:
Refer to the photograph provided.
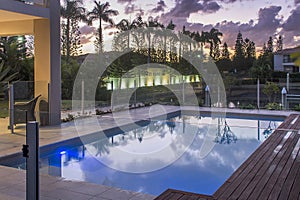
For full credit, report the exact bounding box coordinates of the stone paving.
[0,166,155,200]
[0,106,298,200]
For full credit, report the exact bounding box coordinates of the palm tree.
[130,16,147,52]
[115,19,137,50]
[60,0,86,62]
[207,28,223,59]
[88,1,119,53]
[164,20,176,63]
[144,17,164,64]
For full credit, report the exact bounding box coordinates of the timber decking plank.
[154,189,213,200]
[231,131,296,200]
[213,130,282,198]
[248,118,300,200]
[213,114,296,198]
[266,133,300,200]
[214,114,299,199]
[154,189,173,200]
[215,129,286,199]
[247,117,300,200]
[288,164,300,200]
[278,134,300,199]
[248,133,300,200]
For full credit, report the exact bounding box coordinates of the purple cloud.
[162,0,221,19]
[117,0,135,4]
[125,3,136,14]
[219,0,254,3]
[280,6,300,47]
[295,0,300,5]
[282,6,300,32]
[79,25,96,35]
[151,0,167,13]
[79,25,96,44]
[161,5,287,49]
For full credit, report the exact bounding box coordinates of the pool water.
[38,115,282,195]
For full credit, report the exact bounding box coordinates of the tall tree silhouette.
[88,1,118,52]
[207,28,222,60]
[61,0,86,62]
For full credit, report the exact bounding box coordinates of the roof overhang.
[0,9,43,23]
[0,0,49,20]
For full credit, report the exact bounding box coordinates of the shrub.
[265,102,281,110]
[293,104,300,111]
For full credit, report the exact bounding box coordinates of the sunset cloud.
[79,25,96,44]
[151,0,167,13]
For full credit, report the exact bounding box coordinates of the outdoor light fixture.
[215,120,237,144]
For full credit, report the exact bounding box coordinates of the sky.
[75,0,300,53]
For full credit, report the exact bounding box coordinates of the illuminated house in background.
[274,47,300,73]
[0,0,61,125]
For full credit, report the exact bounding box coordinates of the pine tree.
[275,35,283,52]
[244,38,256,59]
[267,36,273,53]
[233,31,245,61]
[221,42,230,59]
[244,38,256,70]
[233,31,245,70]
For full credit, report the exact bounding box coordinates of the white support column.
[49,0,61,125]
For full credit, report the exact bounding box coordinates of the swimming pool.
[18,115,283,196]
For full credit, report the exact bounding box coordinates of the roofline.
[0,0,49,19]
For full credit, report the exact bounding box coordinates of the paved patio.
[0,165,155,200]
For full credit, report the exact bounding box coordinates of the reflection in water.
[214,120,237,144]
[40,116,282,196]
[262,121,277,138]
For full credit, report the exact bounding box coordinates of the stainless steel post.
[257,79,260,109]
[281,87,287,110]
[8,84,14,134]
[81,80,84,115]
[25,121,39,200]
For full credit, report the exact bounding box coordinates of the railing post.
[257,79,260,109]
[134,79,137,107]
[111,81,114,111]
[23,121,40,200]
[205,85,210,107]
[287,73,290,92]
[8,84,14,134]
[281,87,287,110]
[81,80,84,115]
[182,77,185,105]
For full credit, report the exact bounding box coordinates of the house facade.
[274,47,300,73]
[0,0,61,125]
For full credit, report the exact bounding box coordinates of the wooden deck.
[155,189,213,200]
[155,114,300,200]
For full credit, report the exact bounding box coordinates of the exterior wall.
[0,0,61,125]
[274,54,283,71]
